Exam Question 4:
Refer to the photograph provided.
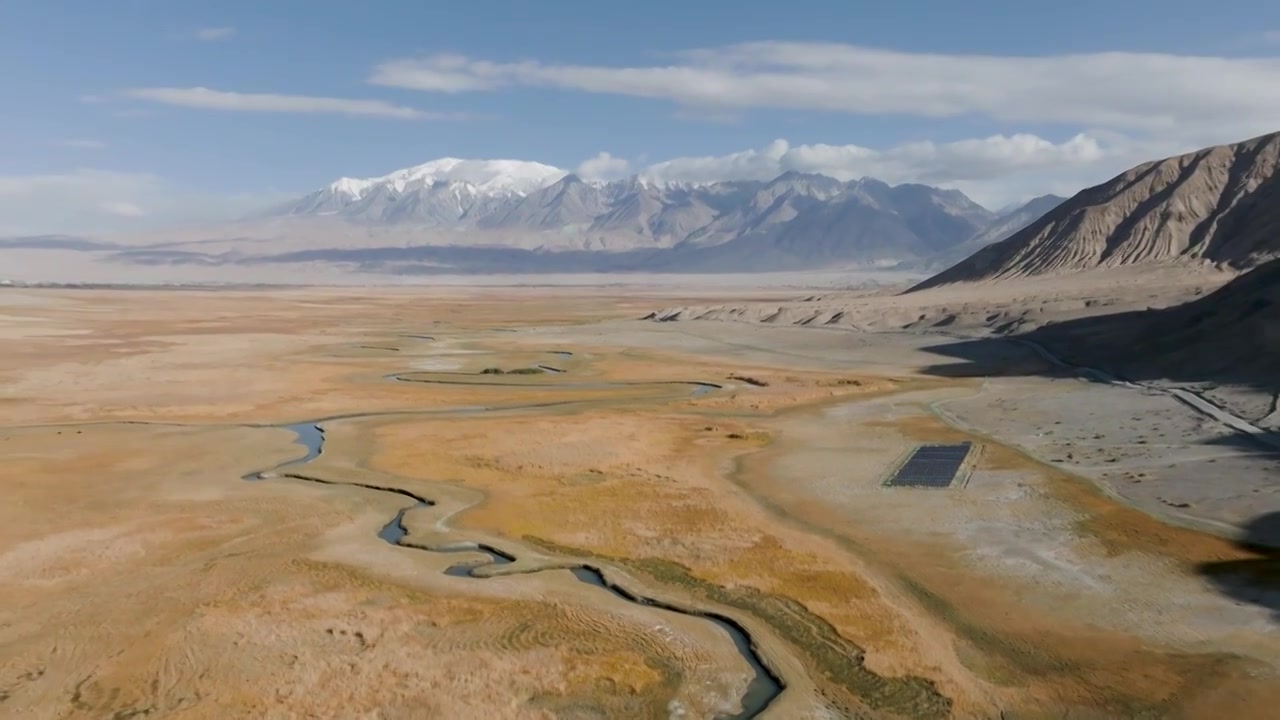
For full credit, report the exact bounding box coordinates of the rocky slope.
[912,131,1280,290]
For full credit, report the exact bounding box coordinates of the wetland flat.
[1,287,1276,719]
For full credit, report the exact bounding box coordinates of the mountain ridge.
[267,160,1009,267]
[911,131,1280,291]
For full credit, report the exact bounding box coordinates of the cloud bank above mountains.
[0,131,1118,236]
[0,130,1185,236]
[11,40,1280,236]
[569,134,1104,186]
[370,42,1280,143]
[361,41,1280,205]
[619,134,1107,206]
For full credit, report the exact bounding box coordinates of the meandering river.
[243,351,782,719]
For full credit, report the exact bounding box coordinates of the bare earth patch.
[1,286,1276,719]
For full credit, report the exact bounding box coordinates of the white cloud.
[0,169,288,236]
[195,27,236,41]
[122,87,446,119]
[371,54,501,92]
[635,132,1175,208]
[639,134,1101,183]
[371,44,1280,144]
[355,41,1272,208]
[99,201,145,217]
[56,139,107,149]
[576,151,630,180]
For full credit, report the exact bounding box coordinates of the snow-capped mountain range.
[264,157,1061,271]
[37,158,1063,278]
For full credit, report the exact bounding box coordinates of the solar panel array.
[885,442,973,488]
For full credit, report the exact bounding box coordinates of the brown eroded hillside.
[912,131,1280,290]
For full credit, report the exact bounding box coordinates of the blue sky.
[3,0,1280,233]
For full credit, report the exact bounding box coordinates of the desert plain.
[0,280,1277,720]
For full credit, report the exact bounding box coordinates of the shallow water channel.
[243,362,781,719]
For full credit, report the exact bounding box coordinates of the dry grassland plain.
[0,287,1276,720]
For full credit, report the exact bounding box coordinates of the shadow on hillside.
[914,337,1068,379]
[1196,512,1280,620]
[917,257,1280,399]
[914,322,1277,405]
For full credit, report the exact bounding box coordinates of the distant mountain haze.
[3,158,1079,278]
[894,194,1065,273]
[253,159,1027,271]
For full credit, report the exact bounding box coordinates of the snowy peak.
[327,177,372,200]
[283,158,574,223]
[324,158,568,202]
[376,158,568,196]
